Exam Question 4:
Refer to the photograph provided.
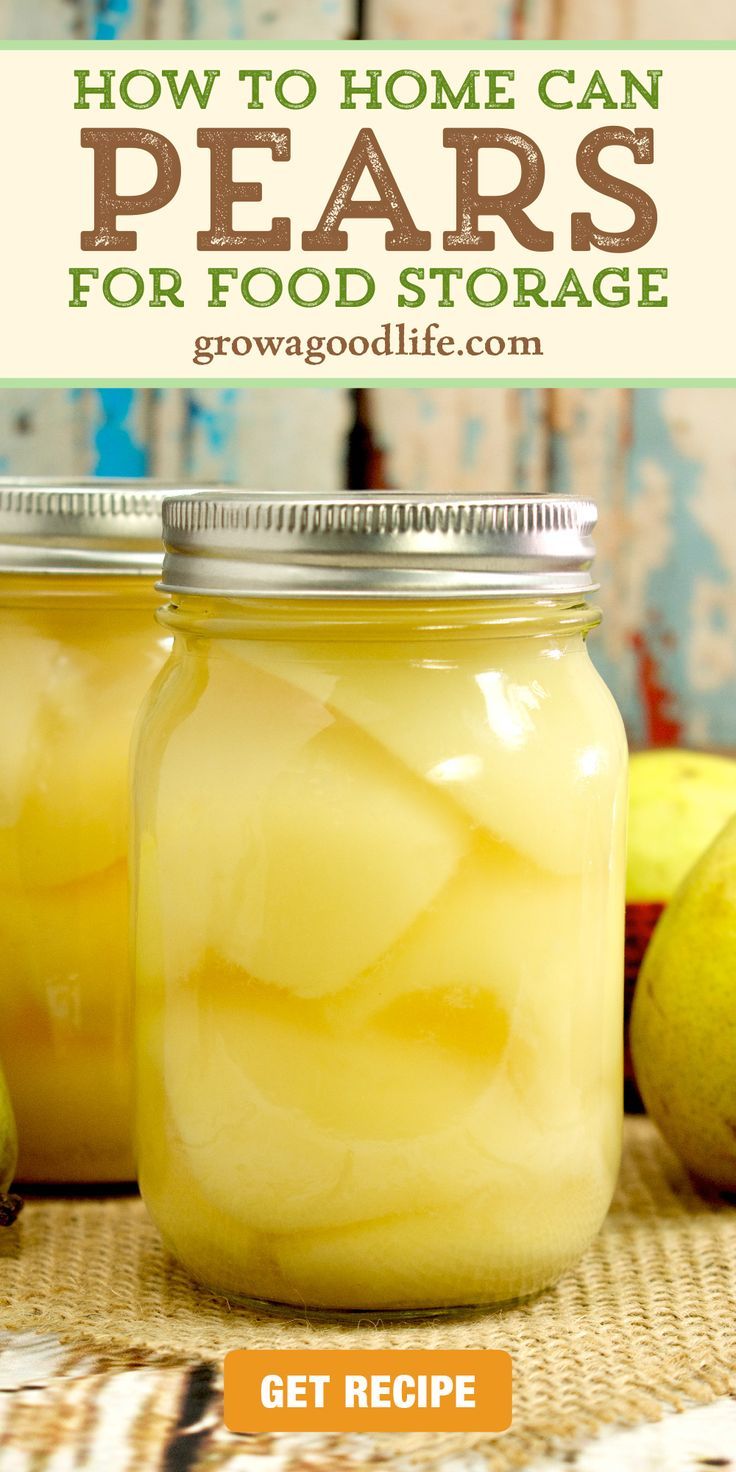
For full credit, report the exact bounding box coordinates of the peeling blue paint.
[190,390,238,454]
[187,389,240,479]
[629,391,733,747]
[230,0,249,38]
[582,390,735,749]
[93,0,134,40]
[93,390,149,477]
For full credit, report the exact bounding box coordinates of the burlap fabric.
[1,1118,735,1469]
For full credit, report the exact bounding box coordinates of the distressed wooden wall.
[0,0,734,747]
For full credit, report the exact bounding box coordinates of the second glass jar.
[0,481,174,1182]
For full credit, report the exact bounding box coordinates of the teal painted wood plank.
[89,0,147,38]
[86,389,151,476]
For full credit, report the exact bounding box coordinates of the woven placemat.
[1,1118,735,1469]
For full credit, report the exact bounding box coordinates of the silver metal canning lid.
[0,478,186,577]
[160,492,598,600]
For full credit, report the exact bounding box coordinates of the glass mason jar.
[134,492,628,1313]
[0,480,173,1183]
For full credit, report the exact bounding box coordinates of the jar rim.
[160,491,598,601]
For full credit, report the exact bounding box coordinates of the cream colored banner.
[0,46,732,381]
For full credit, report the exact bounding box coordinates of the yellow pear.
[0,1062,21,1225]
[631,814,736,1190]
[628,750,736,903]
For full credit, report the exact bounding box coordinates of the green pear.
[628,750,736,903]
[0,1063,21,1226]
[624,751,736,1108]
[631,814,736,1190]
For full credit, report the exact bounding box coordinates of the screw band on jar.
[159,491,599,600]
[0,479,214,577]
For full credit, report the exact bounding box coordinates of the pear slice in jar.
[327,833,617,1126]
[160,935,602,1239]
[328,837,581,1028]
[0,616,167,887]
[0,861,129,1034]
[160,961,507,1235]
[225,636,625,877]
[272,1160,615,1311]
[26,622,167,884]
[158,801,613,1236]
[137,1103,289,1306]
[0,622,63,855]
[153,654,470,996]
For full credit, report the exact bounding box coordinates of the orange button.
[224,1349,512,1433]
